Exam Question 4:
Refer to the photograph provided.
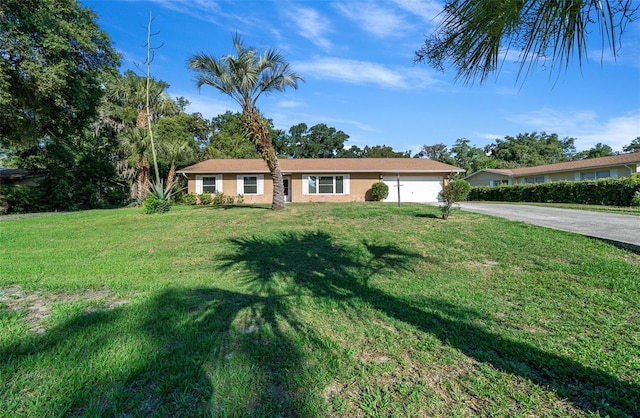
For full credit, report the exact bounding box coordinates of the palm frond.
[416,0,638,84]
[187,34,303,108]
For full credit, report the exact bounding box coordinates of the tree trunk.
[166,163,176,188]
[136,108,148,128]
[137,159,150,202]
[243,105,285,210]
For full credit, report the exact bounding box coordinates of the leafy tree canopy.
[361,145,411,158]
[0,0,120,149]
[450,138,498,174]
[484,132,576,167]
[573,142,616,160]
[416,0,638,83]
[206,111,288,159]
[336,145,365,158]
[207,111,260,159]
[416,143,457,165]
[623,137,640,154]
[276,123,349,158]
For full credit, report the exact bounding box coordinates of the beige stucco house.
[465,152,640,187]
[177,158,464,204]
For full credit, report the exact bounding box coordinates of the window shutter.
[237,175,243,195]
[343,174,350,194]
[258,175,264,195]
[216,175,223,193]
[302,175,309,195]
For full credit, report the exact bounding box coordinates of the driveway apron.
[458,203,640,252]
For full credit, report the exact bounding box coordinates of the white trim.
[195,175,222,194]
[342,174,350,194]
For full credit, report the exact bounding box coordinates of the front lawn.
[1,203,638,417]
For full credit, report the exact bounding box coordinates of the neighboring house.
[0,168,40,187]
[465,152,640,187]
[177,158,464,204]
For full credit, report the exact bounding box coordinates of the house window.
[195,175,222,194]
[202,177,217,193]
[491,180,508,186]
[525,176,545,184]
[580,170,610,180]
[243,176,257,194]
[237,175,263,195]
[319,176,334,193]
[304,175,349,194]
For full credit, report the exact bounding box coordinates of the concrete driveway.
[458,203,640,252]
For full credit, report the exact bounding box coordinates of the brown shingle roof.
[467,152,640,178]
[178,158,464,173]
[0,168,32,180]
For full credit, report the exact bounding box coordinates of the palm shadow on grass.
[2,230,638,416]
[0,286,327,416]
[223,230,639,416]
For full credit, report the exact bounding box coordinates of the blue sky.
[83,0,640,154]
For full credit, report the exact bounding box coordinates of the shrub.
[143,194,166,214]
[200,192,244,206]
[370,181,389,201]
[468,177,640,206]
[181,192,198,205]
[439,179,471,220]
[632,191,640,207]
[1,185,44,214]
[198,193,213,205]
[144,180,175,214]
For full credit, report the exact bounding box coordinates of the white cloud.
[323,117,377,133]
[473,132,505,141]
[285,6,332,50]
[391,0,443,25]
[149,0,222,23]
[335,2,411,37]
[293,57,440,89]
[276,100,306,109]
[174,91,235,119]
[509,108,640,151]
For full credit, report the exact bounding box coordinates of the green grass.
[1,203,639,417]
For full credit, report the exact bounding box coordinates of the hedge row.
[469,178,640,206]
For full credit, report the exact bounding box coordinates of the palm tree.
[161,135,195,188]
[106,70,179,129]
[105,71,181,200]
[188,34,303,210]
[119,127,151,201]
[415,0,638,83]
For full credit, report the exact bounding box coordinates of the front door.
[283,177,291,202]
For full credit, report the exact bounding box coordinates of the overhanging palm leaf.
[188,34,303,210]
[416,0,638,84]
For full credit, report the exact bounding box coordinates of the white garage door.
[383,175,443,203]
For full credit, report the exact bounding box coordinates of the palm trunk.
[243,105,285,210]
[137,159,150,202]
[166,163,176,188]
[136,108,148,128]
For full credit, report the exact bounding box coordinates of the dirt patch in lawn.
[0,286,130,333]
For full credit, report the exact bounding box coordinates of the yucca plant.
[143,179,176,213]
